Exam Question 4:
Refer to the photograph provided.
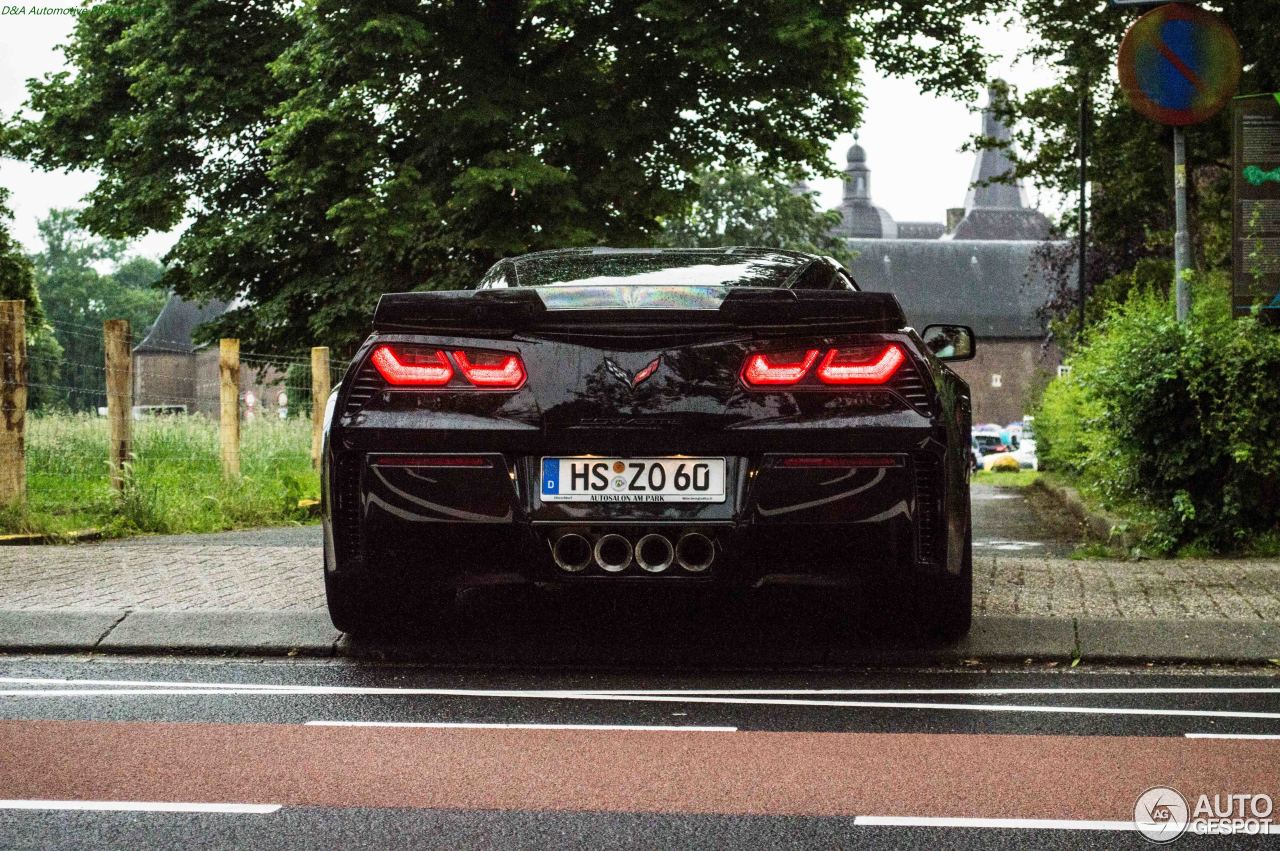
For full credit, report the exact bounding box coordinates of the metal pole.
[1078,72,1089,338]
[1173,125,1192,321]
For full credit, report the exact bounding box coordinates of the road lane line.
[552,694,1280,720]
[0,800,280,814]
[572,687,1280,696]
[5,686,1280,720]
[304,721,738,731]
[854,815,1140,831]
[4,676,1280,696]
[1185,733,1280,740]
[4,683,1280,721]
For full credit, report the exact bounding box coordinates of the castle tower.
[838,134,897,239]
[951,82,1051,241]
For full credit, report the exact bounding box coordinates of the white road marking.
[1185,733,1280,740]
[4,676,1280,697]
[853,815,1140,831]
[3,677,1280,721]
[0,800,280,814]
[3,683,1280,721]
[855,815,1280,834]
[304,721,737,732]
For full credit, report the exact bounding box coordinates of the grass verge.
[1,413,319,538]
[972,468,1040,488]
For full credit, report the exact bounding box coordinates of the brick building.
[831,83,1063,424]
[132,296,288,418]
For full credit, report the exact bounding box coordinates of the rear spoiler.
[373,288,907,336]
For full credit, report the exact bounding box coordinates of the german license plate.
[540,457,726,503]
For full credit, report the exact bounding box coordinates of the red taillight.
[741,349,821,386]
[815,344,905,385]
[370,345,453,386]
[453,350,527,389]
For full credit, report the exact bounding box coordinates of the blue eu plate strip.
[541,458,559,495]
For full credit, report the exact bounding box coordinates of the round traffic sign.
[1118,3,1241,126]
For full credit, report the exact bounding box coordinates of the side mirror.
[922,324,975,362]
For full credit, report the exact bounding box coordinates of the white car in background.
[1009,418,1038,470]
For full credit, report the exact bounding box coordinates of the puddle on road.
[974,539,1047,552]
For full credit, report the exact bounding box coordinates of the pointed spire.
[964,81,1027,212]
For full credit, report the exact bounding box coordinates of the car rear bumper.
[324,437,962,590]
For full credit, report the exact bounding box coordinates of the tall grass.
[5,413,319,537]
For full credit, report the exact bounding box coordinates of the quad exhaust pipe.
[593,533,633,572]
[551,533,592,573]
[675,532,715,573]
[635,533,675,573]
[551,531,714,574]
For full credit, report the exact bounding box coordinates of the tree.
[0,187,40,323]
[660,168,854,264]
[979,2,1280,344]
[32,210,167,411]
[0,185,65,411]
[14,0,999,356]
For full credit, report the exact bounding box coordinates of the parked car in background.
[1012,417,1038,470]
[971,433,1009,470]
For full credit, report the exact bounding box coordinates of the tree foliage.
[14,0,999,355]
[32,209,167,411]
[660,168,854,264]
[0,186,41,326]
[981,1,1280,343]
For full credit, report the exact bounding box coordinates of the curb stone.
[0,529,103,546]
[3,610,1274,666]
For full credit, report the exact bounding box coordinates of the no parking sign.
[1118,3,1241,127]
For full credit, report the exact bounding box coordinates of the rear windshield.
[482,250,819,290]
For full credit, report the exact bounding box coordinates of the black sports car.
[321,247,975,640]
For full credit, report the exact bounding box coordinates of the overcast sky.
[0,12,1060,261]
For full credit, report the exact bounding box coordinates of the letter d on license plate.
[541,457,726,503]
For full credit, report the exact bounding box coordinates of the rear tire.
[325,570,457,640]
[925,529,973,643]
[324,570,398,638]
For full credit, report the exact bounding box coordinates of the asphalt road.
[0,657,1276,849]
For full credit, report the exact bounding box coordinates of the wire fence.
[1,305,348,533]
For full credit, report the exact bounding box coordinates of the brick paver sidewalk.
[0,545,323,612]
[2,542,1279,620]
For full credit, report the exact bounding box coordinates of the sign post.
[1117,3,1242,321]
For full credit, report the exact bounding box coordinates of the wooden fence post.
[310,346,330,468]
[0,301,26,506]
[103,319,132,493]
[219,339,240,479]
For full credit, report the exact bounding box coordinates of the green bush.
[1036,273,1280,553]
